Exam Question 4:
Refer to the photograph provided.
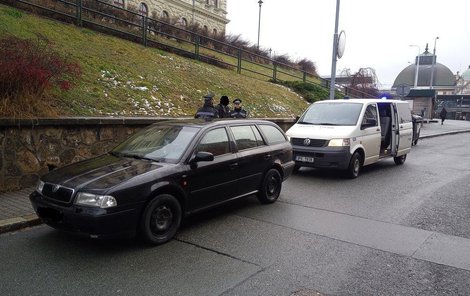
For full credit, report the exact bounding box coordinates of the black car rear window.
[258,124,286,145]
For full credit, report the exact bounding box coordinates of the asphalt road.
[1,134,470,295]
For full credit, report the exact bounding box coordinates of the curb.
[420,129,470,139]
[0,214,42,234]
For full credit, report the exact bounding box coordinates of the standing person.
[215,95,230,118]
[229,98,248,118]
[195,93,218,119]
[440,107,447,125]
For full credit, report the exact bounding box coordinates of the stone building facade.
[114,0,229,35]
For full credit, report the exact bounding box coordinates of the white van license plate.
[296,156,314,163]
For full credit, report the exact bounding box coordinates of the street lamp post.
[409,45,421,88]
[429,36,439,89]
[329,0,341,100]
[257,0,263,49]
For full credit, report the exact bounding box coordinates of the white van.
[285,99,413,178]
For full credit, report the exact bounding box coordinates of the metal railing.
[8,0,348,96]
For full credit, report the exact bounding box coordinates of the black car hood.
[42,154,167,191]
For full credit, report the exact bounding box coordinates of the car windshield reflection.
[300,102,363,126]
[111,125,200,163]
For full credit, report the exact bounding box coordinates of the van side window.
[362,105,378,126]
[396,103,412,123]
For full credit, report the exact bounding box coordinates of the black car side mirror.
[190,151,214,164]
[190,151,214,169]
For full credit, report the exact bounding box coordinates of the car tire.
[347,152,362,179]
[257,168,282,204]
[394,154,407,165]
[140,194,182,245]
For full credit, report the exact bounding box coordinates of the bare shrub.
[0,35,82,117]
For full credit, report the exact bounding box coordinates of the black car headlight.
[36,180,45,193]
[75,192,117,208]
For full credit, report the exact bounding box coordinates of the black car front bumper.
[30,191,143,238]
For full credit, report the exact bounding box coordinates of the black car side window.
[196,128,230,156]
[258,124,286,145]
[230,125,258,150]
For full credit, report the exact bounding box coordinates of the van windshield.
[299,102,363,126]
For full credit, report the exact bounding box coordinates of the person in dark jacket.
[440,107,447,125]
[215,95,230,118]
[229,98,248,118]
[195,93,218,119]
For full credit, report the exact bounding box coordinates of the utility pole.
[329,0,340,99]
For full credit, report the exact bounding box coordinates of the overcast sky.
[226,0,470,89]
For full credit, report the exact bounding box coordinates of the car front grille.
[42,183,74,204]
[291,138,328,147]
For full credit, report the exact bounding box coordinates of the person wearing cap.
[195,93,219,119]
[229,98,248,118]
[215,95,230,118]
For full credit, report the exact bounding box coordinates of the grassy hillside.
[0,4,310,118]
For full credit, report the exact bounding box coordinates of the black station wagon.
[30,119,295,245]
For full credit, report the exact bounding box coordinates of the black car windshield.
[111,125,200,163]
[299,102,363,126]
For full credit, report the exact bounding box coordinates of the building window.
[206,0,210,4]
[180,17,188,27]
[214,0,218,7]
[160,10,169,19]
[203,25,208,33]
[138,3,148,16]
[212,28,217,35]
[114,0,124,8]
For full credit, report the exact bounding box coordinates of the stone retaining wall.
[0,117,295,192]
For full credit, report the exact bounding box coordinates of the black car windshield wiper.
[297,121,316,125]
[109,151,159,162]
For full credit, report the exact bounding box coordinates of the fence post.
[195,35,200,60]
[142,16,148,46]
[237,49,242,74]
[273,62,277,82]
[76,0,82,27]
[303,71,307,83]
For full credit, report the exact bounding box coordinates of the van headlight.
[75,192,117,208]
[328,138,350,147]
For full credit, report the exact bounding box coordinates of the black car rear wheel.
[257,168,282,204]
[140,194,181,245]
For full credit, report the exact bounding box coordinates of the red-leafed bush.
[0,35,81,117]
[0,35,81,97]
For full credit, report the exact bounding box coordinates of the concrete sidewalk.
[1,119,470,234]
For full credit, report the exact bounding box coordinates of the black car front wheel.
[257,168,282,204]
[140,194,182,245]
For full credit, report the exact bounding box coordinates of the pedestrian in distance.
[215,95,230,118]
[440,107,447,125]
[195,93,219,119]
[229,98,248,118]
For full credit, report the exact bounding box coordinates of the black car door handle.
[264,154,271,160]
